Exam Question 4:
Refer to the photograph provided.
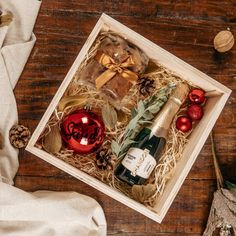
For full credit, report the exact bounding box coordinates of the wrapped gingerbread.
[79,32,149,104]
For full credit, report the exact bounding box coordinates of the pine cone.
[95,148,114,170]
[9,124,31,149]
[137,77,156,96]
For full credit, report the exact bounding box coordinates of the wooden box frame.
[26,13,231,223]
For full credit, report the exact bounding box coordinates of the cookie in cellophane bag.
[79,32,149,105]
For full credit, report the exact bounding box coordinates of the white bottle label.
[121,148,157,179]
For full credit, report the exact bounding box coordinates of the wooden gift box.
[26,13,231,223]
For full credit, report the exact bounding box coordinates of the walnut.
[214,30,235,53]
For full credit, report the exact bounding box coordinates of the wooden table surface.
[15,1,236,235]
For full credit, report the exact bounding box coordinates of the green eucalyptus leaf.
[137,100,145,114]
[111,140,120,156]
[118,152,127,159]
[124,115,140,135]
[121,139,136,149]
[147,104,161,113]
[131,108,138,118]
[142,112,154,120]
[119,139,136,157]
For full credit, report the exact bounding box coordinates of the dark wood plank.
[14,1,236,235]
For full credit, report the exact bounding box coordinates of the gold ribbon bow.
[95,52,139,89]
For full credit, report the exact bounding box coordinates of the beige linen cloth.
[0,1,107,235]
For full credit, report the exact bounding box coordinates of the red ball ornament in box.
[176,116,192,133]
[187,104,203,120]
[188,89,206,104]
[61,110,105,154]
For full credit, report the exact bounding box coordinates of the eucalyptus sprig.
[111,82,176,158]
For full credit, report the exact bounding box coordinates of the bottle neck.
[149,97,181,139]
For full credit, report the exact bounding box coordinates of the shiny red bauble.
[176,116,192,133]
[61,110,105,154]
[188,89,206,104]
[187,104,203,120]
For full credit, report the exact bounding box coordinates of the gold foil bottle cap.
[149,82,189,139]
[170,83,189,106]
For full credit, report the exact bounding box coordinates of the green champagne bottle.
[115,83,189,185]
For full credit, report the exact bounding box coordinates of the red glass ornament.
[188,89,206,104]
[187,104,203,120]
[176,116,192,133]
[61,110,105,154]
